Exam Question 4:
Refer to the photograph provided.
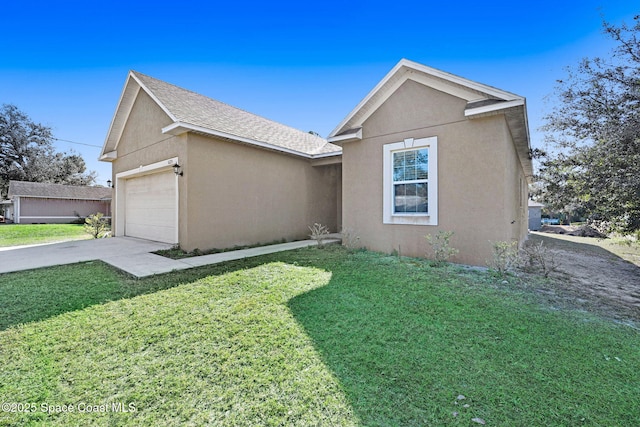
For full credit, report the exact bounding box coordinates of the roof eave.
[329,58,525,138]
[327,128,363,145]
[163,122,340,160]
[310,151,342,159]
[464,98,525,117]
[466,101,533,182]
[100,150,118,162]
[100,71,178,159]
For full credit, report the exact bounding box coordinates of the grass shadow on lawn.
[288,250,640,426]
[0,256,272,331]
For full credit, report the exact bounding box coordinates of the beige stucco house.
[100,59,531,266]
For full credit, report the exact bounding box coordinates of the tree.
[538,16,640,234]
[0,104,96,198]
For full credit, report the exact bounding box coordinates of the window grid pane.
[392,147,429,214]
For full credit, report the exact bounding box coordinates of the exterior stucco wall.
[111,90,186,175]
[182,134,340,252]
[341,79,527,266]
[111,89,187,239]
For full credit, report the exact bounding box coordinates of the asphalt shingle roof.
[8,181,112,200]
[133,71,341,157]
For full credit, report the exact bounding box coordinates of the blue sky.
[1,1,637,185]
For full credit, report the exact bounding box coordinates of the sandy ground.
[525,231,640,323]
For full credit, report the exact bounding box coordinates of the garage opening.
[124,171,177,243]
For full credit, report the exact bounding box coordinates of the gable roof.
[100,71,341,161]
[328,59,533,179]
[8,181,112,200]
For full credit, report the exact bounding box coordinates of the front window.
[393,148,428,213]
[383,137,438,225]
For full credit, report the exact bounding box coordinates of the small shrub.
[308,223,330,248]
[521,240,559,278]
[487,240,520,275]
[340,227,361,251]
[425,231,459,265]
[84,213,110,239]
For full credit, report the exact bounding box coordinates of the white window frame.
[383,136,438,225]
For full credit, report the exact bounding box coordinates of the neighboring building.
[528,200,544,231]
[3,181,111,224]
[100,59,532,266]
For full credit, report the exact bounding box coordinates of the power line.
[53,137,102,148]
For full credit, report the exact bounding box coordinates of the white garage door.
[124,171,177,243]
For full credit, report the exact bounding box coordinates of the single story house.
[528,200,544,231]
[100,59,532,266]
[3,180,112,224]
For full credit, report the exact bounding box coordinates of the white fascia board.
[99,150,118,162]
[101,75,142,157]
[103,71,179,159]
[464,99,525,117]
[163,122,319,159]
[329,61,406,138]
[129,72,178,123]
[329,58,525,137]
[327,128,363,144]
[310,151,342,159]
[400,59,522,101]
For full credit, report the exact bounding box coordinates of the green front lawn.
[0,224,90,247]
[0,247,638,426]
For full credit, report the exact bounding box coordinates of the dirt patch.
[526,232,640,323]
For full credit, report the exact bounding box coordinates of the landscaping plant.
[425,230,459,264]
[487,240,520,275]
[84,212,110,239]
[308,222,330,248]
[521,240,559,278]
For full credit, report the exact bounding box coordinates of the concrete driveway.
[0,237,340,278]
[0,237,175,275]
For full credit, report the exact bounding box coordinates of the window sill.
[383,215,436,225]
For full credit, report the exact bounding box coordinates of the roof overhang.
[163,122,342,160]
[329,59,525,139]
[100,150,118,162]
[329,58,533,181]
[327,127,362,145]
[465,101,533,181]
[99,71,178,162]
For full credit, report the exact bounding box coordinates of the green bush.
[83,213,110,239]
[487,240,520,275]
[425,230,459,265]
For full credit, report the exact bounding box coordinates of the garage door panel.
[124,172,177,243]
